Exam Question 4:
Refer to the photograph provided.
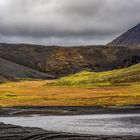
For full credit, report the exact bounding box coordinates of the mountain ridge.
[108,23,140,46]
[0,58,54,82]
[0,44,140,77]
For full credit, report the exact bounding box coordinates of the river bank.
[0,106,140,116]
[0,122,140,140]
[0,106,140,140]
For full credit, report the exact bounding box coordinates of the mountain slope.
[0,44,140,77]
[54,63,140,86]
[0,58,54,81]
[0,75,12,83]
[108,23,140,46]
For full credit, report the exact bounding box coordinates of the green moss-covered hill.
[54,63,140,86]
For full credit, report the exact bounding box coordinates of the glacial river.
[0,114,140,136]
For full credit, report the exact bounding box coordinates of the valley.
[0,1,140,139]
[0,61,140,107]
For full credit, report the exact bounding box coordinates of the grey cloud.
[0,0,140,45]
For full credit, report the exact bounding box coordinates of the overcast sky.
[0,0,140,46]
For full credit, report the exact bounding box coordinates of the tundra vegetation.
[0,63,140,107]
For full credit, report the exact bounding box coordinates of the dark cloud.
[0,0,140,45]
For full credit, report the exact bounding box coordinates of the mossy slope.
[55,63,140,86]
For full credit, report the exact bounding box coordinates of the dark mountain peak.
[108,23,140,47]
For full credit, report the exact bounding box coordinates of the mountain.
[54,63,140,86]
[0,58,54,82]
[0,43,140,77]
[108,23,140,46]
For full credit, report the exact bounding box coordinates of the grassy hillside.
[54,63,140,87]
[0,64,140,107]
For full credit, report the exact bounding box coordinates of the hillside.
[54,63,140,86]
[0,75,12,83]
[0,44,140,77]
[0,58,54,82]
[108,23,140,46]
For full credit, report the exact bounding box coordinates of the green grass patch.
[52,63,140,87]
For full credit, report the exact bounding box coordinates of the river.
[0,114,140,136]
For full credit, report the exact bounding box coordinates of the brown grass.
[0,80,140,107]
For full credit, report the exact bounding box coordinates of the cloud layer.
[0,0,140,45]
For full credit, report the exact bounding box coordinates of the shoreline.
[0,122,140,140]
[0,105,140,116]
[0,106,140,139]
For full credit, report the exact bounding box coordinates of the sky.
[0,0,140,46]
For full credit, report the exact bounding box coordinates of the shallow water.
[0,114,140,136]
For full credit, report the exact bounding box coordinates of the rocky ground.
[0,122,140,140]
[0,106,140,116]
